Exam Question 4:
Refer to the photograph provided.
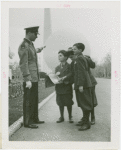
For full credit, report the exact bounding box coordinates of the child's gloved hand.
[56,72,60,76]
[79,86,83,93]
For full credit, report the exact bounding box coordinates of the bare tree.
[91,52,111,78]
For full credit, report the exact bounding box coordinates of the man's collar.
[24,38,33,45]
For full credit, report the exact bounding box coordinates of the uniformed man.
[18,26,45,129]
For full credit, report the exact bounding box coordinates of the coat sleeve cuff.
[23,75,32,82]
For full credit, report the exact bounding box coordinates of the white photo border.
[1,1,120,149]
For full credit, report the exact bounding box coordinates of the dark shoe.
[91,117,95,125]
[78,122,91,131]
[34,121,45,124]
[24,124,38,129]
[56,117,64,123]
[69,117,74,123]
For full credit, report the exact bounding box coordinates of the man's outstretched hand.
[37,46,46,53]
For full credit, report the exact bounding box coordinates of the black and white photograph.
[1,1,120,149]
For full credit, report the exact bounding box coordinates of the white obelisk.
[43,8,52,44]
[37,9,44,72]
[40,8,52,73]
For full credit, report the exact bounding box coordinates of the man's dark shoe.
[34,121,45,124]
[91,117,95,125]
[24,124,38,129]
[78,122,91,131]
[56,117,64,123]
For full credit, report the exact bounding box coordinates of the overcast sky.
[9,6,119,69]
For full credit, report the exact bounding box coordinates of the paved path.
[10,78,111,141]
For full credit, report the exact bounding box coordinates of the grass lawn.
[9,81,55,126]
